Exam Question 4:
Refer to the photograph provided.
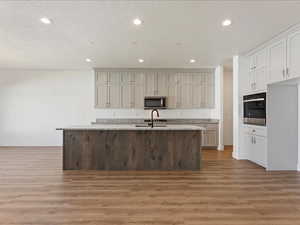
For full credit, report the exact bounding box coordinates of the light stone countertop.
[57,124,205,131]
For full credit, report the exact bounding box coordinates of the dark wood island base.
[63,129,202,170]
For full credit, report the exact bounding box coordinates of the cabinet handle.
[286,68,289,77]
[282,69,286,78]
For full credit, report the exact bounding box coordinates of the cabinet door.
[192,74,202,108]
[133,84,145,108]
[249,70,256,91]
[121,71,134,84]
[244,133,252,160]
[108,72,121,84]
[144,72,157,96]
[200,73,214,108]
[179,74,193,108]
[255,49,267,91]
[95,84,109,108]
[120,72,134,108]
[134,72,145,85]
[157,72,169,96]
[253,135,267,168]
[249,55,256,71]
[255,67,267,91]
[168,74,180,108]
[268,39,287,83]
[96,71,108,84]
[256,49,267,69]
[133,72,145,108]
[202,130,218,147]
[121,84,134,108]
[287,30,300,79]
[108,84,121,108]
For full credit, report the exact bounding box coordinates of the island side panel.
[63,129,201,170]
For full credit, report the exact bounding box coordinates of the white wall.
[223,68,233,146]
[0,69,222,146]
[0,70,96,146]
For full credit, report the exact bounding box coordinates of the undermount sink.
[135,124,167,128]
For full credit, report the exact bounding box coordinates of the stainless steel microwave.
[243,92,266,126]
[144,96,167,109]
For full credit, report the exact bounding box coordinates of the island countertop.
[57,124,205,131]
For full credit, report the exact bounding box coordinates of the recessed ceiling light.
[222,19,232,27]
[138,59,144,63]
[190,59,196,63]
[85,58,92,62]
[133,18,143,26]
[40,17,52,24]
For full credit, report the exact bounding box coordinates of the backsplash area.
[94,108,220,119]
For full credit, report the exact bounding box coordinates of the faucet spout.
[150,109,159,128]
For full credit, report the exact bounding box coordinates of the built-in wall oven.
[243,92,266,126]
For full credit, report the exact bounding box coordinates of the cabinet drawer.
[243,125,267,137]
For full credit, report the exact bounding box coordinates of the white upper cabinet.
[287,30,300,79]
[266,28,300,84]
[244,26,300,91]
[268,39,287,84]
[246,48,267,93]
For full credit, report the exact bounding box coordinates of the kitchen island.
[57,125,204,171]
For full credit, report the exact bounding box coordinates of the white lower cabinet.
[244,126,267,168]
[252,135,267,168]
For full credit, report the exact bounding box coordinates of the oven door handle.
[243,98,265,103]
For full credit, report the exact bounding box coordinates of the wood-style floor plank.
[0,147,300,225]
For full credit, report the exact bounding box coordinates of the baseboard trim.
[217,145,224,151]
[232,151,238,159]
[202,146,218,150]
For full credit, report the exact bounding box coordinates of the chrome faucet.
[149,109,159,128]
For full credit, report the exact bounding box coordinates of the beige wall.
[223,68,233,146]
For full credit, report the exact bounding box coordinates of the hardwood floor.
[1,147,300,225]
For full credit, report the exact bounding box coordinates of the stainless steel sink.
[135,124,167,128]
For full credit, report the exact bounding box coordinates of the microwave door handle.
[243,98,265,103]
